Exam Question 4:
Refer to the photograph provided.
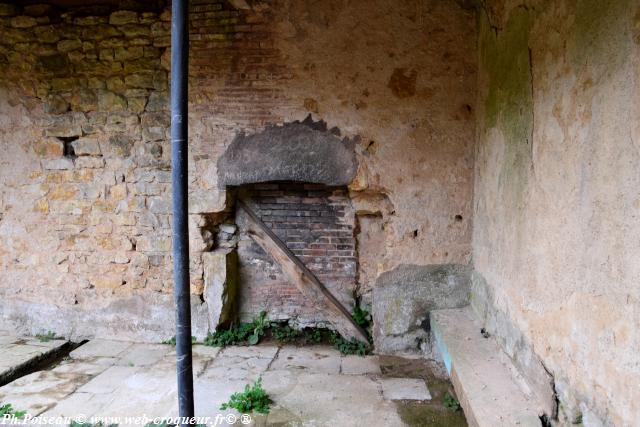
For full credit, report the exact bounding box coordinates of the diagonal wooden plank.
[237,199,369,343]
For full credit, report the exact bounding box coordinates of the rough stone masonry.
[0,0,475,345]
[2,0,639,425]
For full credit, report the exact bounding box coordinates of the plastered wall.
[473,0,640,424]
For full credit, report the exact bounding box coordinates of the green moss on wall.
[481,8,532,136]
[479,6,534,209]
[570,0,633,72]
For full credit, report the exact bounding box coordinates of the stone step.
[431,307,543,427]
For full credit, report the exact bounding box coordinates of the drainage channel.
[0,340,88,387]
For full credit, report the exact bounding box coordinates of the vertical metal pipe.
[170,0,194,422]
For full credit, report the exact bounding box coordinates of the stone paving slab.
[0,370,91,416]
[274,373,405,427]
[75,366,140,394]
[1,340,445,426]
[69,339,133,359]
[114,343,170,367]
[0,336,69,385]
[341,355,382,375]
[379,377,432,400]
[269,346,342,374]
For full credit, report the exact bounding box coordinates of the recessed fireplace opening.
[205,116,367,337]
[233,181,358,327]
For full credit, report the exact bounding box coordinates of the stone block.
[109,10,138,25]
[44,114,84,137]
[123,58,156,73]
[189,215,214,253]
[380,378,431,401]
[203,248,238,330]
[50,77,79,91]
[114,46,143,61]
[37,54,69,74]
[98,48,114,61]
[219,224,236,234]
[109,183,127,201]
[57,39,82,52]
[34,137,64,158]
[136,235,171,253]
[97,90,127,112]
[109,133,133,157]
[44,95,69,114]
[141,112,169,141]
[148,196,170,214]
[127,96,147,114]
[145,91,167,111]
[99,37,126,48]
[33,25,60,43]
[92,274,125,289]
[431,307,544,426]
[188,189,226,214]
[373,264,471,354]
[11,16,37,28]
[74,16,107,26]
[43,158,74,170]
[130,37,152,46]
[71,137,101,156]
[70,89,98,112]
[121,24,151,38]
[217,121,358,187]
[116,197,145,213]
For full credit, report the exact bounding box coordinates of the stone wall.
[473,0,640,424]
[0,0,476,347]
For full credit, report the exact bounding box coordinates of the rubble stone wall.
[0,0,476,345]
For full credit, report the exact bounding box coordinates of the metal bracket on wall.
[237,198,369,343]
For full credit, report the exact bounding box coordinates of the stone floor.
[0,330,69,386]
[0,337,467,426]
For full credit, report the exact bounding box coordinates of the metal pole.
[170,0,194,422]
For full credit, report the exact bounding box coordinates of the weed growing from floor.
[0,403,26,418]
[330,332,370,356]
[204,311,372,354]
[35,331,57,342]
[307,328,323,343]
[443,391,461,411]
[220,377,272,415]
[248,311,270,345]
[272,324,301,343]
[204,311,272,347]
[204,322,254,347]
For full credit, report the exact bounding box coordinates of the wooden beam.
[237,199,369,343]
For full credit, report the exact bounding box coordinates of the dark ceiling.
[11,0,166,13]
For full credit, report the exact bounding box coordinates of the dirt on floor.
[379,355,467,427]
